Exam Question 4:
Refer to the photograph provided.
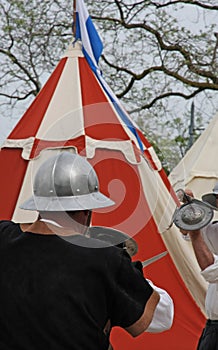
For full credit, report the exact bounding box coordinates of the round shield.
[173,200,214,231]
[202,193,218,210]
[87,226,138,257]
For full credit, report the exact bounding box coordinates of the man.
[0,151,174,350]
[180,183,218,350]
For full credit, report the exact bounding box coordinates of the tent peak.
[62,40,84,59]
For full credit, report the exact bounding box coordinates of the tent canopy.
[169,113,218,199]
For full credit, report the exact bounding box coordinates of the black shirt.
[0,221,153,350]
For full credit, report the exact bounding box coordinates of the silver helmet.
[20,152,115,211]
[202,181,218,209]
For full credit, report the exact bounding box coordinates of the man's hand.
[178,188,194,236]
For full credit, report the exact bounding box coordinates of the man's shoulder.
[0,220,20,238]
[73,235,129,265]
[71,234,125,252]
[0,220,15,230]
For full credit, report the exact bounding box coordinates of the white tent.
[168,111,218,322]
[169,112,218,202]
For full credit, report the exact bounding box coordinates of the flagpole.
[72,0,76,37]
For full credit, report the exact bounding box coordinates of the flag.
[75,0,144,151]
[75,0,103,73]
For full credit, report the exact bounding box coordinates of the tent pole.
[72,0,76,37]
[187,101,195,150]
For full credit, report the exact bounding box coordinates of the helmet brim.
[20,192,115,211]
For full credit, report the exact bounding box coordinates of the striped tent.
[0,5,206,349]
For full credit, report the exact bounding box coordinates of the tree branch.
[102,54,218,98]
[94,14,217,84]
[130,88,204,111]
[0,90,38,100]
[150,1,218,11]
[0,49,40,93]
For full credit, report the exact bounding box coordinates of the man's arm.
[178,188,214,270]
[145,281,174,333]
[124,277,174,336]
[112,251,174,337]
[188,230,214,270]
[125,290,160,337]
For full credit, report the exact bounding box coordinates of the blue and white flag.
[75,0,144,152]
[75,0,103,73]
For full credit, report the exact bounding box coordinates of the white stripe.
[36,57,84,141]
[86,136,139,164]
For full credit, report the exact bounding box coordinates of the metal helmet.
[20,152,115,211]
[202,181,218,210]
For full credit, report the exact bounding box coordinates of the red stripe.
[30,136,86,159]
[0,149,28,220]
[9,58,67,139]
[159,168,180,204]
[137,127,152,148]
[79,58,129,141]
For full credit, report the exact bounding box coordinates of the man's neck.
[19,220,83,236]
[20,220,56,235]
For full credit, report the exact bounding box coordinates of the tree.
[0,0,72,104]
[90,0,218,171]
[0,0,217,171]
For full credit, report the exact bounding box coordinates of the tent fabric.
[168,112,218,320]
[169,113,218,197]
[0,41,206,349]
[169,112,218,225]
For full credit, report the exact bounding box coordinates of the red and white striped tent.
[0,38,206,349]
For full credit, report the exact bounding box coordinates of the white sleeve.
[201,254,218,282]
[145,280,174,333]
